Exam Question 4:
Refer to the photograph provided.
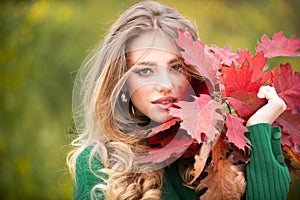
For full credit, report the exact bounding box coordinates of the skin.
[246,85,287,126]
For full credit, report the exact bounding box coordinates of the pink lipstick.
[152,96,177,109]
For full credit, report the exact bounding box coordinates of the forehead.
[127,32,181,66]
[128,31,179,54]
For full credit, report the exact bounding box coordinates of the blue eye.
[170,64,183,72]
[134,68,153,76]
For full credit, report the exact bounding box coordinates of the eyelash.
[134,68,153,76]
[133,64,184,76]
[170,64,184,72]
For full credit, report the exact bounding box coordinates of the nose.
[155,70,173,93]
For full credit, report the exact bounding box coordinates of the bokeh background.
[0,0,299,199]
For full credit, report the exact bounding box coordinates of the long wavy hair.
[67,1,204,199]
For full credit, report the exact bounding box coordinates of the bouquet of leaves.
[137,30,300,199]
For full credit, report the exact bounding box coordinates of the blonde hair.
[67,1,202,199]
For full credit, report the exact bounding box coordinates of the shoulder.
[75,146,106,177]
[74,146,107,199]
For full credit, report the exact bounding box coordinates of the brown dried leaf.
[200,159,246,200]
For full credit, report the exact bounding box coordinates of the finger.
[257,86,278,100]
[257,86,267,98]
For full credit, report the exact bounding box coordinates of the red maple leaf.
[256,32,300,58]
[176,29,220,86]
[206,44,238,66]
[236,49,268,82]
[136,129,193,164]
[225,113,250,151]
[175,29,300,174]
[139,117,181,138]
[222,52,268,119]
[274,111,300,154]
[269,63,300,114]
[169,95,224,143]
[222,50,267,96]
[227,92,266,120]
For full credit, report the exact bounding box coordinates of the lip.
[152,96,177,109]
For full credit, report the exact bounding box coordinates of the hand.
[246,86,286,126]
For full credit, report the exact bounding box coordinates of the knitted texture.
[245,124,290,200]
[74,147,106,200]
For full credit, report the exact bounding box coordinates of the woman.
[67,1,290,199]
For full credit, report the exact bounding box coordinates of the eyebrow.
[167,57,184,65]
[135,57,183,67]
[135,61,156,66]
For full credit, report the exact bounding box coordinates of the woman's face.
[126,32,190,123]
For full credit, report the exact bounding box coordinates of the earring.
[121,92,128,103]
[131,104,136,115]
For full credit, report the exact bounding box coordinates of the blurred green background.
[0,0,299,199]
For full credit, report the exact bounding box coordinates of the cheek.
[173,76,195,101]
[172,75,189,91]
[130,86,151,112]
[126,75,151,96]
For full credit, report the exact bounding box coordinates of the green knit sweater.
[73,123,290,200]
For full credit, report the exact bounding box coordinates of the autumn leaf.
[225,113,250,151]
[283,145,300,167]
[211,131,229,163]
[200,135,246,200]
[176,29,220,86]
[175,29,300,179]
[147,118,181,146]
[267,63,300,156]
[200,160,246,200]
[269,63,300,114]
[274,110,300,154]
[236,49,267,82]
[256,32,300,58]
[169,95,224,143]
[230,148,250,164]
[222,55,267,119]
[139,117,181,138]
[189,142,214,185]
[222,54,263,96]
[227,93,266,120]
[206,44,238,66]
[189,152,210,185]
[136,129,193,164]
